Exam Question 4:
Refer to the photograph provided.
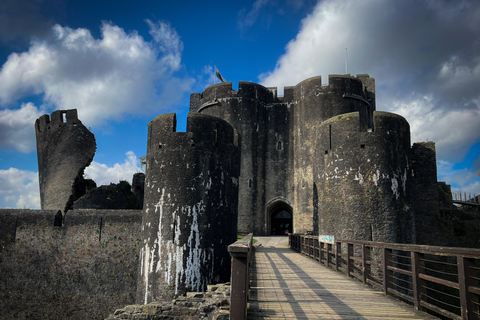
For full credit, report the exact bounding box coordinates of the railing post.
[362,244,368,284]
[320,242,324,264]
[458,256,477,320]
[327,243,332,268]
[347,243,353,278]
[228,234,253,320]
[383,247,392,295]
[411,251,424,311]
[336,242,341,271]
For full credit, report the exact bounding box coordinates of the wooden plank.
[419,273,459,289]
[250,239,439,320]
[458,256,475,320]
[387,265,412,276]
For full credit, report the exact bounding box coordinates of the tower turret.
[137,112,240,303]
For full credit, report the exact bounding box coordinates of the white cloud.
[260,0,480,164]
[0,151,142,209]
[84,151,142,186]
[0,167,39,209]
[438,159,480,196]
[0,20,194,127]
[0,102,44,152]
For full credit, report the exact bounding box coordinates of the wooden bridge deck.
[248,237,439,320]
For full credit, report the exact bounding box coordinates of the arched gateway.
[266,199,293,235]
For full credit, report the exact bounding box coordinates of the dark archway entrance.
[267,199,293,235]
[271,210,292,235]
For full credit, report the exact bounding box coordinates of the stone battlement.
[35,109,80,133]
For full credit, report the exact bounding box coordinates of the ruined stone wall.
[35,109,96,214]
[411,142,441,245]
[0,209,141,320]
[316,111,413,243]
[138,112,240,303]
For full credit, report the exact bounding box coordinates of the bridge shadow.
[249,246,368,320]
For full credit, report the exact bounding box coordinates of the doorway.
[267,199,293,235]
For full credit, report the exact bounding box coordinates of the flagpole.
[214,65,216,85]
[345,48,348,74]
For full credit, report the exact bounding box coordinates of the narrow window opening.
[62,113,67,123]
[325,150,328,155]
[248,178,253,188]
[277,141,283,151]
[191,143,195,147]
[360,144,365,149]
[329,124,332,150]
[158,144,163,149]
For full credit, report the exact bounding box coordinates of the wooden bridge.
[452,192,480,207]
[228,235,480,320]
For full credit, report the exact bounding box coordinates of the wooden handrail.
[289,233,480,320]
[228,234,254,320]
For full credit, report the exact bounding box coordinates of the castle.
[189,74,438,244]
[2,74,471,319]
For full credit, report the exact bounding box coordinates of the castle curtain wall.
[0,209,141,320]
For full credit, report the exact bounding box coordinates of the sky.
[0,0,479,209]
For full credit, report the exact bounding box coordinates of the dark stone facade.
[0,209,141,320]
[137,112,240,303]
[189,74,438,243]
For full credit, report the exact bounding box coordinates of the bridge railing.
[228,233,254,320]
[289,234,480,320]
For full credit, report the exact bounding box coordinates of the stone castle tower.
[137,112,240,303]
[190,74,438,243]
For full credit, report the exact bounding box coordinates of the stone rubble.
[105,283,231,320]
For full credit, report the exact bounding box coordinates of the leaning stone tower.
[35,109,96,215]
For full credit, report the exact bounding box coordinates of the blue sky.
[0,0,479,208]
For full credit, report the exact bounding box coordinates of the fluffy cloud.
[0,20,194,128]
[0,102,44,152]
[84,151,142,187]
[260,0,480,165]
[0,167,40,209]
[438,159,480,196]
[0,151,142,209]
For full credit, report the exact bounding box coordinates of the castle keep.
[190,74,434,243]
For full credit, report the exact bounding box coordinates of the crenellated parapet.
[35,109,80,133]
[138,112,240,303]
[35,109,96,215]
[190,81,277,113]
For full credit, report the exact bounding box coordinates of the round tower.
[292,75,375,233]
[137,112,240,304]
[191,82,277,235]
[316,111,413,243]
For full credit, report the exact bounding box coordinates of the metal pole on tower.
[345,48,348,74]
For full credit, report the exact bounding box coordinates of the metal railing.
[228,233,254,320]
[289,234,480,320]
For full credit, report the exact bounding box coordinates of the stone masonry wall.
[138,112,240,303]
[0,209,141,320]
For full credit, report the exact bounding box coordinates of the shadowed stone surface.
[35,109,96,214]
